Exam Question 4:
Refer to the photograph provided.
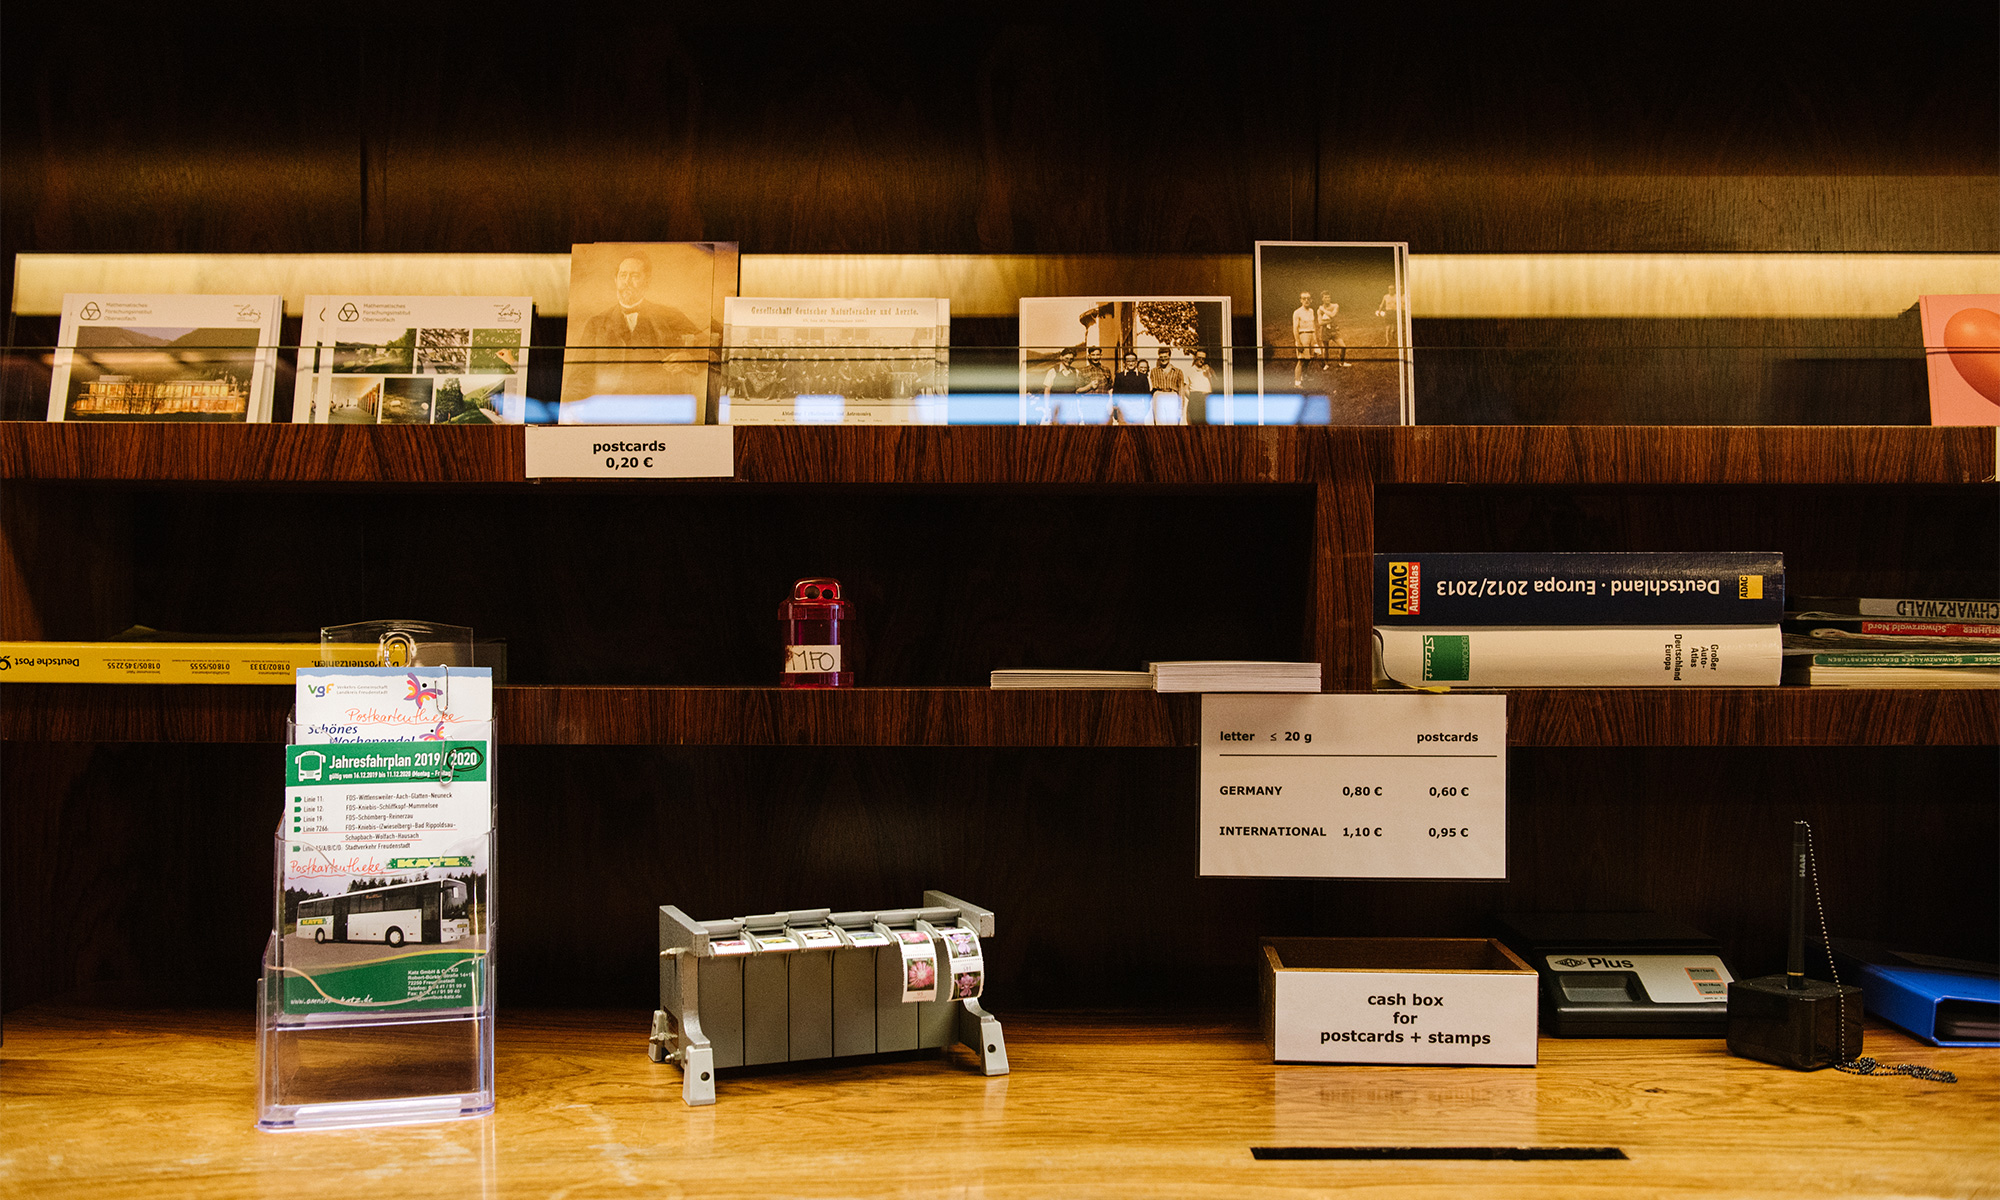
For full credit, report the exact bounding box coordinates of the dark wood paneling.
[366,21,1318,255]
[497,686,1200,747]
[0,423,525,483]
[9,741,1989,1012]
[1,741,280,1009]
[1312,9,1997,251]
[2,684,1198,747]
[4,11,1992,278]
[0,424,1306,485]
[0,425,1990,486]
[2,685,291,742]
[1504,688,2000,747]
[0,483,131,640]
[1385,427,1997,486]
[732,426,1305,485]
[1316,173,1997,254]
[0,487,1312,687]
[1299,746,2000,985]
[8,683,1994,747]
[0,12,364,308]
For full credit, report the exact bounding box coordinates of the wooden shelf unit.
[3,682,1994,747]
[0,421,1990,485]
[2,421,1994,1021]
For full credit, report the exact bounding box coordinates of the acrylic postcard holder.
[257,621,496,1131]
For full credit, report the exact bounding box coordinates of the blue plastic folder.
[1831,940,2000,1048]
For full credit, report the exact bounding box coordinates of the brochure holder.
[320,619,474,669]
[256,623,494,1131]
[649,891,1008,1105]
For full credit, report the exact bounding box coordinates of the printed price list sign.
[523,425,733,479]
[1199,694,1506,879]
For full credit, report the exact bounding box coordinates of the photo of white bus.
[295,878,471,948]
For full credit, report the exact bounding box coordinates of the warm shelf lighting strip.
[12,252,1997,320]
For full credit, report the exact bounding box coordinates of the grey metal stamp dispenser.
[649,890,1009,1105]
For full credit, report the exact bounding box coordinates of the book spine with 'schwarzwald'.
[1374,553,1784,625]
[1374,625,1783,687]
[1788,596,2000,622]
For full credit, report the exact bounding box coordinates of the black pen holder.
[1726,975,1863,1070]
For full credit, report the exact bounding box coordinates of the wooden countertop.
[2,1005,1992,1198]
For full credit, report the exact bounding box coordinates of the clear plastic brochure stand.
[257,621,496,1131]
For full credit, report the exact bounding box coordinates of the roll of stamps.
[942,926,985,1001]
[895,929,939,1003]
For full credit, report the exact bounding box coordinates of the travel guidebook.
[1374,625,1784,687]
[1373,552,1786,625]
[1781,650,2000,688]
[1783,592,2000,686]
[46,293,282,422]
[295,295,533,425]
[559,241,740,424]
[1254,242,1413,425]
[1919,294,2000,427]
[278,667,493,1016]
[1019,295,1230,425]
[719,297,950,424]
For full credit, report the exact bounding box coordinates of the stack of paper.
[1149,661,1322,693]
[989,669,1155,690]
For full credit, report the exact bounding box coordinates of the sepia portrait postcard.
[560,241,739,424]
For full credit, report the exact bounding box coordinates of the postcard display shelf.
[257,622,497,1131]
[650,891,1009,1105]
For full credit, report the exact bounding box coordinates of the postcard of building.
[47,293,282,422]
[296,295,533,425]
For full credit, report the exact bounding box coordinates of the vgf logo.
[304,683,328,697]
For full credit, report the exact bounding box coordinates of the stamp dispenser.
[648,890,1008,1105]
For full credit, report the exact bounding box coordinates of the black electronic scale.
[1495,912,1736,1037]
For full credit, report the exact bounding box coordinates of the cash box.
[1260,937,1539,1066]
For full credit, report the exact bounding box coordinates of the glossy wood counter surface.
[1,1005,1991,1199]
